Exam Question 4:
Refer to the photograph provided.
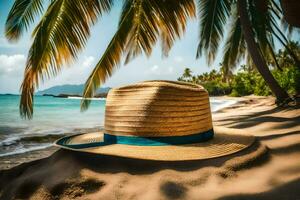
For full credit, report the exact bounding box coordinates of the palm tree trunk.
[237,0,290,102]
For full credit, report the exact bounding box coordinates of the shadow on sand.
[215,107,300,130]
[0,105,299,200]
[218,177,300,200]
[0,140,267,200]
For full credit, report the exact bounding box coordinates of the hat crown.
[104,80,212,137]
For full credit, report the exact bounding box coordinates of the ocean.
[0,95,236,157]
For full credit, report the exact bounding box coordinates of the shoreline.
[0,96,260,170]
[0,96,299,199]
[0,96,237,169]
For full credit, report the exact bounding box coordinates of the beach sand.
[0,96,299,200]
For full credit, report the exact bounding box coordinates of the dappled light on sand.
[1,96,299,200]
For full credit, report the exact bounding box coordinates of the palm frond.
[20,0,113,119]
[281,18,300,38]
[248,0,271,53]
[267,39,282,70]
[158,0,196,57]
[270,18,300,69]
[267,0,298,38]
[124,0,196,63]
[123,0,159,64]
[248,0,285,69]
[222,11,246,74]
[80,2,134,110]
[196,0,231,64]
[81,0,195,110]
[5,0,44,41]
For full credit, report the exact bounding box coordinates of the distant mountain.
[36,84,111,96]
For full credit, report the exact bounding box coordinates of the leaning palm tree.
[5,0,298,119]
[197,0,300,103]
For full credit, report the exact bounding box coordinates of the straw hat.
[55,80,254,161]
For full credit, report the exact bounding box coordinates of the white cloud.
[38,55,96,89]
[0,54,26,76]
[0,54,26,93]
[146,64,174,75]
[82,56,95,68]
[150,65,159,74]
[0,54,97,93]
[174,56,183,63]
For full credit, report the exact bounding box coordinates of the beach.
[0,96,299,199]
[0,95,233,161]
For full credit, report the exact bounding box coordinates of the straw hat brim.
[54,127,254,161]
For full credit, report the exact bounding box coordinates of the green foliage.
[230,72,255,96]
[178,67,232,96]
[178,66,299,97]
[273,67,300,95]
[202,81,231,96]
[5,0,299,118]
[230,66,300,97]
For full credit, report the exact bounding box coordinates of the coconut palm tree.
[5,0,298,118]
[5,0,195,118]
[237,0,289,101]
[182,68,193,79]
[177,68,193,82]
[272,41,300,70]
[197,0,299,103]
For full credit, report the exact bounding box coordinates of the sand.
[0,96,299,200]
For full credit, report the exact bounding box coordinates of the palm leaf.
[157,0,196,57]
[247,0,269,53]
[248,0,283,69]
[222,11,246,75]
[267,40,282,70]
[80,2,134,110]
[19,0,113,119]
[5,0,44,41]
[196,0,231,64]
[81,0,195,110]
[124,0,196,63]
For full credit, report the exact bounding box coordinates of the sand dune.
[0,96,299,200]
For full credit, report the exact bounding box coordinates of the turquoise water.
[0,95,236,157]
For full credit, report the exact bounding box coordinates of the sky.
[0,1,228,94]
[0,1,285,94]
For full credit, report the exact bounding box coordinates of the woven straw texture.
[55,80,254,160]
[56,127,254,161]
[105,80,212,137]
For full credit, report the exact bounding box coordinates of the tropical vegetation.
[178,42,300,97]
[4,0,300,118]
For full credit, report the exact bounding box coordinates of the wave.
[0,127,103,157]
[0,97,235,158]
[0,134,64,157]
[210,98,237,112]
[0,136,20,146]
[0,143,52,157]
[0,134,64,147]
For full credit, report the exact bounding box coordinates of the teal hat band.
[56,129,214,149]
[104,129,214,146]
